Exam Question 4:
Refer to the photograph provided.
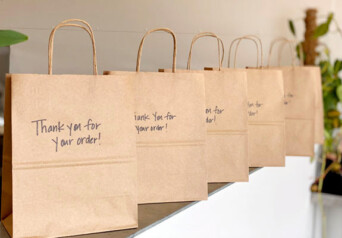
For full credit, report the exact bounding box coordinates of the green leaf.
[324,129,332,140]
[289,20,296,36]
[327,13,334,25]
[314,23,330,38]
[324,93,339,112]
[295,43,305,61]
[0,30,28,47]
[336,85,342,101]
[324,118,333,130]
[314,13,334,38]
[320,60,330,75]
[334,60,342,75]
[324,47,331,57]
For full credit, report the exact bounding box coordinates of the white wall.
[1,1,341,237]
[0,0,341,75]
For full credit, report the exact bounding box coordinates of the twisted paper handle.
[48,19,97,75]
[228,35,263,68]
[136,28,176,72]
[267,37,298,67]
[187,32,224,70]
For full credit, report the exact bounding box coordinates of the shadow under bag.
[1,19,137,237]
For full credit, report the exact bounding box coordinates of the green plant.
[0,30,28,47]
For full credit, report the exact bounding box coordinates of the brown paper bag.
[105,28,207,204]
[1,20,137,237]
[222,36,285,167]
[268,38,315,156]
[162,32,248,182]
[312,66,324,144]
[277,39,324,145]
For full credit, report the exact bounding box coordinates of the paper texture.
[163,69,249,182]
[105,71,208,203]
[246,69,285,166]
[1,74,137,237]
[104,28,208,204]
[310,66,324,144]
[217,68,285,167]
[271,66,316,156]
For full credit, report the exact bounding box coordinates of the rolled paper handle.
[48,19,97,75]
[228,36,259,68]
[61,19,98,72]
[228,35,263,68]
[277,39,305,66]
[243,35,263,67]
[136,28,177,73]
[60,19,94,31]
[187,32,224,70]
[267,37,296,67]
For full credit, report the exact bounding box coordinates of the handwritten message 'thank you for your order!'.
[31,118,102,152]
[134,111,177,134]
[248,100,264,117]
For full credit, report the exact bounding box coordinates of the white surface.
[136,157,316,238]
[1,1,341,237]
[312,193,342,238]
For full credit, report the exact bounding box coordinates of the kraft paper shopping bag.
[277,38,324,145]
[312,66,324,144]
[222,35,285,167]
[162,32,248,182]
[1,19,137,238]
[105,28,207,204]
[267,38,315,156]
